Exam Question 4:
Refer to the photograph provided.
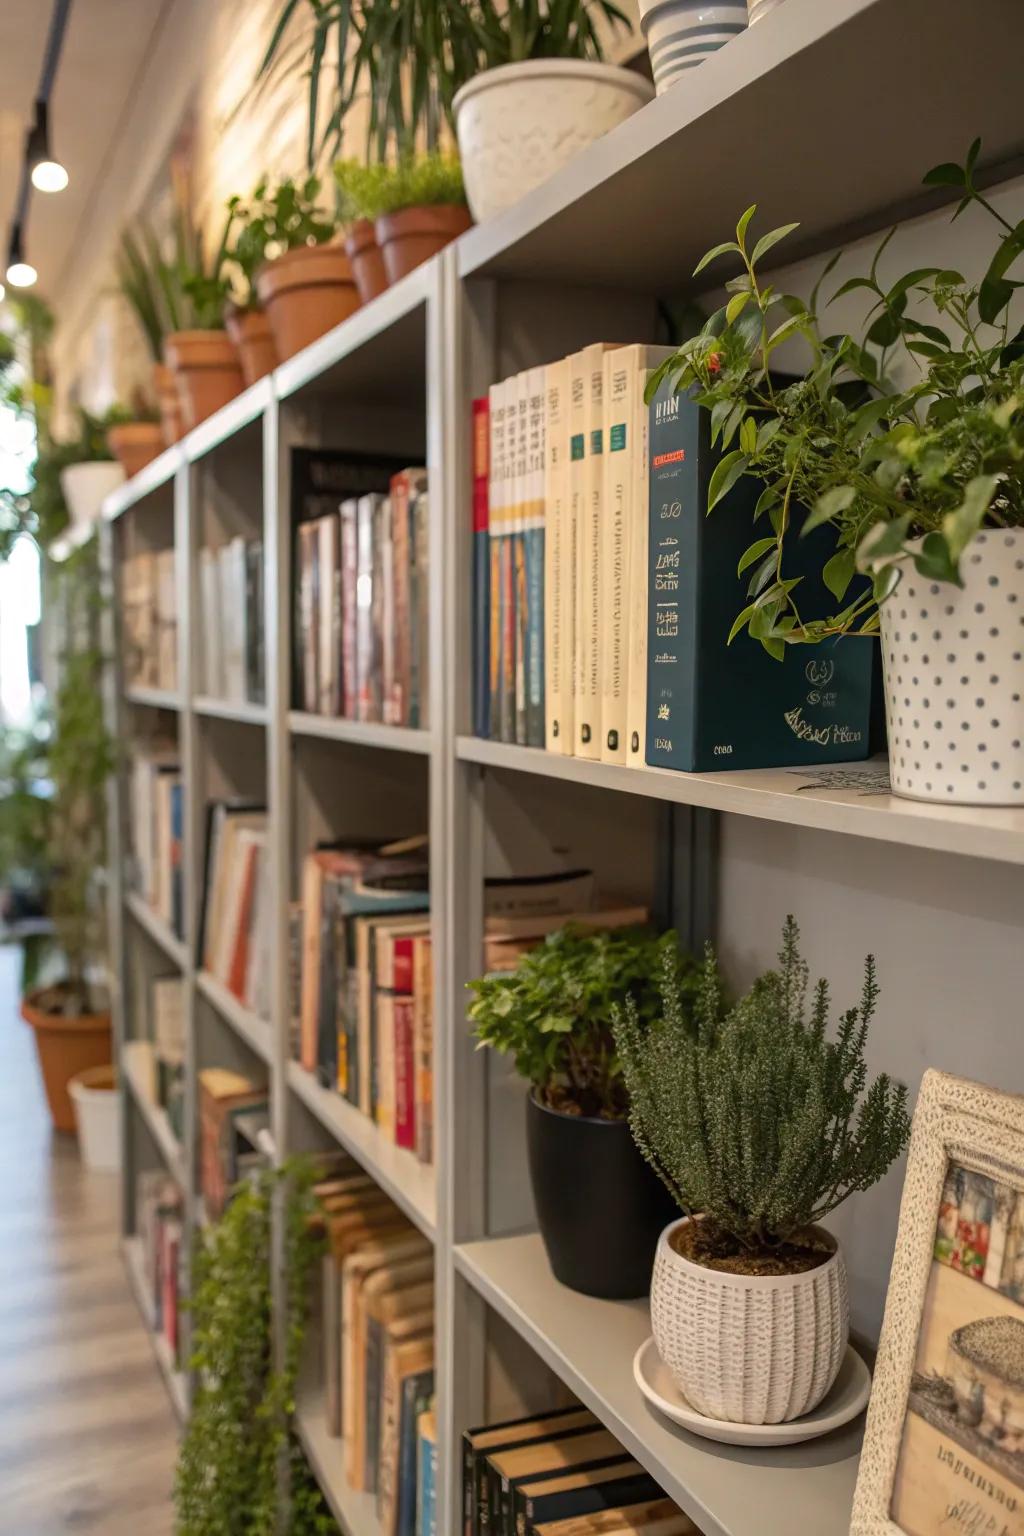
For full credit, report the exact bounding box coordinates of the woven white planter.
[638,0,747,95]
[650,1218,849,1424]
[453,61,653,225]
[880,530,1024,805]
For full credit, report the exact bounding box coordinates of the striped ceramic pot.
[747,0,786,22]
[638,0,748,95]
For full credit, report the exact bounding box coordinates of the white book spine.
[600,347,632,764]
[487,381,508,742]
[575,344,609,760]
[543,358,571,753]
[625,346,674,767]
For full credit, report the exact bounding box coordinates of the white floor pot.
[880,530,1024,805]
[453,60,654,225]
[650,1218,849,1424]
[60,461,125,531]
[639,1,747,95]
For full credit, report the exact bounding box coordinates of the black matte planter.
[526,1093,677,1299]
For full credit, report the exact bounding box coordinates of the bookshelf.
[102,1,1024,1528]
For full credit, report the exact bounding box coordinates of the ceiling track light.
[28,100,68,194]
[6,225,38,289]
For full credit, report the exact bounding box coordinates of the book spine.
[487,382,506,741]
[513,373,529,745]
[626,356,658,766]
[391,472,415,726]
[472,397,490,740]
[376,992,396,1139]
[394,995,415,1151]
[245,541,260,705]
[499,377,519,744]
[340,500,359,718]
[601,348,632,764]
[356,496,376,721]
[411,489,430,729]
[412,936,433,1165]
[645,380,700,771]
[372,497,390,723]
[364,1316,383,1493]
[543,358,570,753]
[576,347,607,759]
[318,517,338,715]
[524,366,546,747]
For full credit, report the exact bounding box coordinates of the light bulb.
[6,261,38,289]
[31,159,68,194]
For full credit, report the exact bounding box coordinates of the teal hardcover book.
[645,379,874,772]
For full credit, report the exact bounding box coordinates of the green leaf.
[865,307,903,347]
[739,416,758,455]
[883,267,940,306]
[847,395,893,441]
[923,161,965,188]
[857,513,912,566]
[727,602,757,643]
[750,223,800,265]
[766,313,806,350]
[725,290,752,325]
[942,473,1000,562]
[707,450,750,512]
[803,485,855,534]
[912,531,959,585]
[823,549,855,600]
[693,241,741,276]
[761,635,786,661]
[736,204,757,247]
[737,537,779,576]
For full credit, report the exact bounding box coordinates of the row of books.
[136,1170,184,1366]
[463,1405,699,1536]
[129,742,184,940]
[198,1066,269,1221]
[123,548,178,693]
[131,976,186,1141]
[294,468,430,727]
[296,836,433,1164]
[198,537,265,705]
[198,799,271,1018]
[314,1168,435,1536]
[472,350,874,773]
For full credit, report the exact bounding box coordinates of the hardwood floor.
[0,947,178,1535]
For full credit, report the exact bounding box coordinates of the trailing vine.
[175,1158,339,1535]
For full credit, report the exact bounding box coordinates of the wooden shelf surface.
[195,970,274,1064]
[288,711,433,754]
[124,891,188,968]
[295,1392,382,1536]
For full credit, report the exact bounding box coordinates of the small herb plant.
[614,918,910,1271]
[175,1159,338,1536]
[334,153,466,223]
[449,0,628,65]
[648,140,1024,657]
[468,925,694,1118]
[228,177,336,307]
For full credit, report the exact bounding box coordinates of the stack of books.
[198,799,270,1016]
[130,743,184,938]
[472,350,873,773]
[294,466,430,727]
[136,1169,184,1364]
[198,537,265,704]
[198,1067,269,1221]
[122,548,177,692]
[314,1171,435,1536]
[463,1407,699,1535]
[296,836,433,1164]
[152,976,185,1140]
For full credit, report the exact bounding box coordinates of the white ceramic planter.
[880,530,1024,805]
[638,0,747,95]
[650,1218,849,1424]
[60,461,124,531]
[453,60,654,224]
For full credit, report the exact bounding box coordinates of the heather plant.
[334,152,466,223]
[468,925,696,1119]
[614,918,911,1258]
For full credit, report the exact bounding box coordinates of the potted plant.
[637,0,747,97]
[468,924,695,1298]
[450,0,655,222]
[649,142,1024,805]
[161,203,244,432]
[232,176,354,366]
[25,408,124,542]
[105,395,164,481]
[117,221,192,447]
[615,918,910,1424]
[335,153,472,286]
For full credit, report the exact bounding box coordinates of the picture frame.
[851,1069,1024,1535]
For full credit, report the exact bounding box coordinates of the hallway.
[0,946,178,1535]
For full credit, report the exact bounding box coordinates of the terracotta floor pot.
[225,306,278,387]
[345,219,390,305]
[376,204,473,284]
[164,330,244,431]
[154,362,185,447]
[107,421,165,480]
[21,987,112,1134]
[256,245,360,362]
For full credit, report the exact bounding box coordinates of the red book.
[394,995,416,1150]
[227,840,260,1001]
[393,933,415,995]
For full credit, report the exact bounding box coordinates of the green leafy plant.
[334,152,465,222]
[175,1159,338,1535]
[468,925,694,1118]
[614,918,911,1265]
[20,406,117,549]
[447,0,628,66]
[118,183,236,343]
[228,177,336,307]
[648,140,1024,656]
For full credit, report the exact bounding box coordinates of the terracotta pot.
[225,306,278,387]
[21,987,112,1134]
[154,362,185,446]
[345,219,390,305]
[107,421,165,480]
[375,204,473,284]
[255,244,360,362]
[164,330,244,431]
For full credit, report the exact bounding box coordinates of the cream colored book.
[573,343,616,760]
[544,357,572,753]
[625,347,674,768]
[600,347,632,764]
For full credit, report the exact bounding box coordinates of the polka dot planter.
[880,530,1024,806]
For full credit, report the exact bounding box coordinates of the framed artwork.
[852,1069,1024,1535]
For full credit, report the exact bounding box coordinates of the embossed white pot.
[650,1218,849,1424]
[880,530,1024,805]
[453,61,654,225]
[638,0,747,95]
